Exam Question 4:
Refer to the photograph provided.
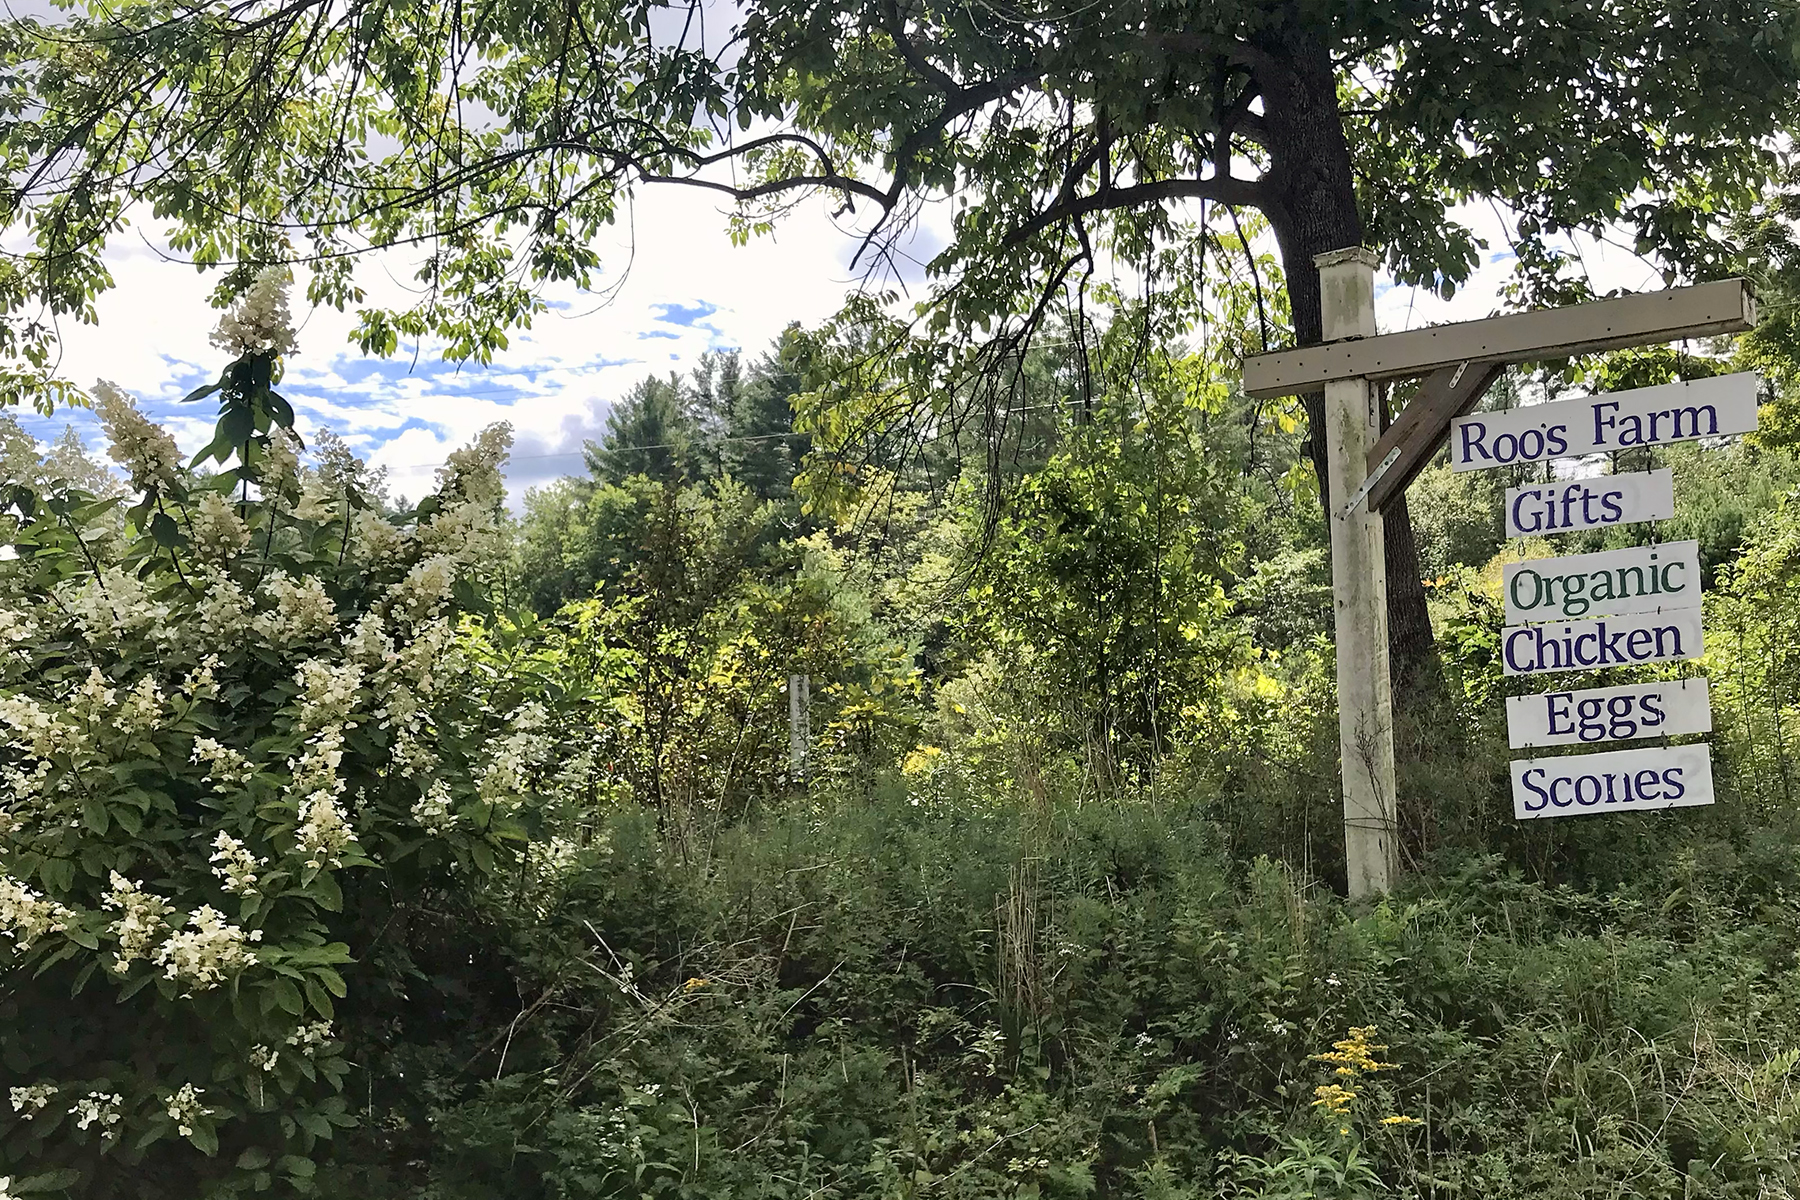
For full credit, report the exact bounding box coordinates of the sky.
[10,189,1674,508]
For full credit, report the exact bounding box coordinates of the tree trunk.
[1255,27,1438,694]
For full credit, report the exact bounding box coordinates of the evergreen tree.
[585,374,695,486]
[725,326,810,501]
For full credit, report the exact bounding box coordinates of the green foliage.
[304,795,1800,1200]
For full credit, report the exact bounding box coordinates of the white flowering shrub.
[0,278,602,1196]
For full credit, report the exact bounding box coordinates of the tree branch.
[1003,175,1268,246]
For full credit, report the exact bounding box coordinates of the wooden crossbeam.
[1243,279,1756,399]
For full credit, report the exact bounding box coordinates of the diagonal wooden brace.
[1355,361,1504,514]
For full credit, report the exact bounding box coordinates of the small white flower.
[164,1083,211,1137]
[209,831,265,896]
[69,1090,122,1132]
[10,1083,55,1115]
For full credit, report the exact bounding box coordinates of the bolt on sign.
[1464,376,1758,819]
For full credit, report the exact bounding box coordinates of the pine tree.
[585,374,695,486]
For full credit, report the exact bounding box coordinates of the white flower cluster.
[434,422,512,510]
[9,1083,55,1115]
[478,714,555,808]
[191,737,255,792]
[69,1090,122,1134]
[0,693,62,758]
[286,1021,333,1057]
[0,608,36,644]
[296,792,357,871]
[291,474,337,523]
[210,266,298,359]
[180,659,220,701]
[117,676,163,737]
[58,567,168,646]
[93,380,181,491]
[209,832,264,896]
[295,659,362,731]
[70,667,115,719]
[254,572,338,644]
[0,875,73,950]
[103,872,173,971]
[248,1043,279,1073]
[190,491,250,558]
[153,905,261,991]
[194,571,254,643]
[411,780,456,832]
[164,1083,212,1137]
[262,428,302,496]
[348,510,404,566]
[386,555,456,627]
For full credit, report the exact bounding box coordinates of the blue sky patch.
[652,301,718,327]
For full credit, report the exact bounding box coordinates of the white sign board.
[1505,469,1674,538]
[1451,372,1759,472]
[1506,678,1712,749]
[1502,540,1700,624]
[1501,607,1702,675]
[1512,743,1714,819]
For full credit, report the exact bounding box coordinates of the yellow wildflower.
[1381,1114,1420,1127]
[1311,1084,1356,1115]
[1311,1026,1394,1078]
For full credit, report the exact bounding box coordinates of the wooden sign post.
[1243,257,1757,900]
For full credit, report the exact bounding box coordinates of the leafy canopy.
[0,0,1793,402]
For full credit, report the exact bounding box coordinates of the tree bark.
[1254,27,1438,694]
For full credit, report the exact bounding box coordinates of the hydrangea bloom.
[209,832,264,896]
[210,266,298,358]
[69,1090,122,1133]
[102,872,173,971]
[9,1084,54,1116]
[163,1083,212,1137]
[296,659,363,731]
[254,572,338,643]
[296,792,357,871]
[153,906,260,991]
[0,876,73,950]
[190,491,250,558]
[191,737,255,792]
[286,1021,334,1057]
[117,676,163,736]
[93,381,180,491]
[411,780,456,832]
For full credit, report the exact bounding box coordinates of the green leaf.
[188,1122,220,1156]
[303,979,334,1020]
[183,372,226,403]
[12,1169,84,1193]
[149,511,183,548]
